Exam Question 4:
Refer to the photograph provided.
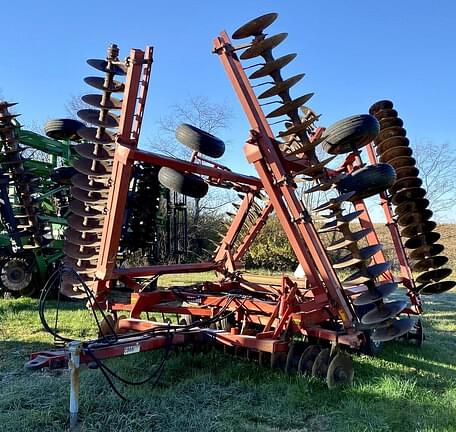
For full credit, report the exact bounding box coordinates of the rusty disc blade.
[77,109,119,129]
[404,231,440,249]
[81,94,123,110]
[69,200,103,218]
[249,53,297,79]
[412,255,448,272]
[84,76,125,93]
[240,33,288,59]
[77,127,115,145]
[65,228,99,246]
[376,136,409,154]
[333,255,363,269]
[380,146,412,163]
[314,191,355,212]
[371,318,415,342]
[361,300,407,325]
[409,243,444,260]
[352,282,397,306]
[63,243,98,260]
[394,198,429,216]
[416,268,452,284]
[401,220,437,238]
[232,13,278,39]
[299,155,335,176]
[378,126,407,142]
[369,99,394,114]
[73,159,112,177]
[420,280,456,295]
[379,116,403,129]
[87,59,127,76]
[390,176,423,195]
[267,93,314,118]
[70,186,107,204]
[327,228,373,251]
[388,156,416,171]
[68,214,104,233]
[392,187,427,205]
[318,219,349,234]
[72,173,108,192]
[374,108,398,119]
[278,115,321,138]
[258,74,305,99]
[75,143,114,161]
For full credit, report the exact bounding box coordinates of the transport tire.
[175,123,225,158]
[158,167,208,199]
[44,119,85,141]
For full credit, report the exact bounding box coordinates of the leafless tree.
[412,139,456,219]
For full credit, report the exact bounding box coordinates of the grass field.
[1,273,455,432]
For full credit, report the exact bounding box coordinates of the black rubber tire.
[158,167,208,199]
[44,118,85,141]
[321,114,380,155]
[175,123,225,158]
[337,163,396,201]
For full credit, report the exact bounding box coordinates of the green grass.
[1,275,455,432]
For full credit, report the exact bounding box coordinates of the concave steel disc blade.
[409,243,444,260]
[344,261,392,286]
[232,13,278,39]
[77,109,119,129]
[393,167,419,182]
[70,187,107,203]
[371,318,415,342]
[69,200,103,217]
[240,33,288,60]
[73,159,112,177]
[63,243,98,260]
[75,143,114,161]
[378,126,407,142]
[0,101,18,108]
[326,351,354,389]
[416,268,452,284]
[394,198,429,216]
[352,282,397,306]
[333,255,362,269]
[314,191,355,212]
[420,280,456,295]
[404,231,440,249]
[361,300,407,325]
[380,146,413,163]
[369,99,394,114]
[77,127,115,145]
[397,209,432,227]
[81,94,123,110]
[60,283,87,299]
[379,116,403,129]
[390,177,423,195]
[319,210,363,234]
[72,174,108,192]
[299,156,335,177]
[388,156,416,171]
[267,93,314,118]
[258,73,305,99]
[87,59,127,76]
[357,243,384,260]
[401,221,437,238]
[392,187,427,206]
[65,228,99,246]
[376,136,410,154]
[68,214,104,233]
[412,255,448,272]
[249,53,297,79]
[326,228,373,251]
[84,76,125,93]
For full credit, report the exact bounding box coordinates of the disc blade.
[267,93,314,118]
[392,187,426,206]
[77,109,119,129]
[77,127,115,145]
[333,255,363,269]
[370,318,415,342]
[70,187,107,204]
[258,74,305,99]
[72,174,108,192]
[412,255,448,272]
[420,280,456,295]
[75,143,114,161]
[84,76,125,93]
[60,283,88,299]
[240,33,288,60]
[379,116,403,129]
[388,156,416,171]
[394,165,420,180]
[352,282,397,306]
[401,221,437,238]
[361,300,407,325]
[314,191,355,212]
[378,126,407,142]
[86,59,127,76]
[326,228,372,251]
[380,146,412,163]
[404,231,440,249]
[376,136,410,154]
[69,200,104,218]
[232,13,278,39]
[81,94,123,110]
[409,243,444,260]
[73,159,112,177]
[397,209,432,227]
[68,214,104,233]
[65,228,100,246]
[416,268,452,284]
[250,53,297,79]
[278,115,321,138]
[344,261,392,286]
[63,243,98,260]
[395,198,429,216]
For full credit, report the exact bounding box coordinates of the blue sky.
[1,0,455,212]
